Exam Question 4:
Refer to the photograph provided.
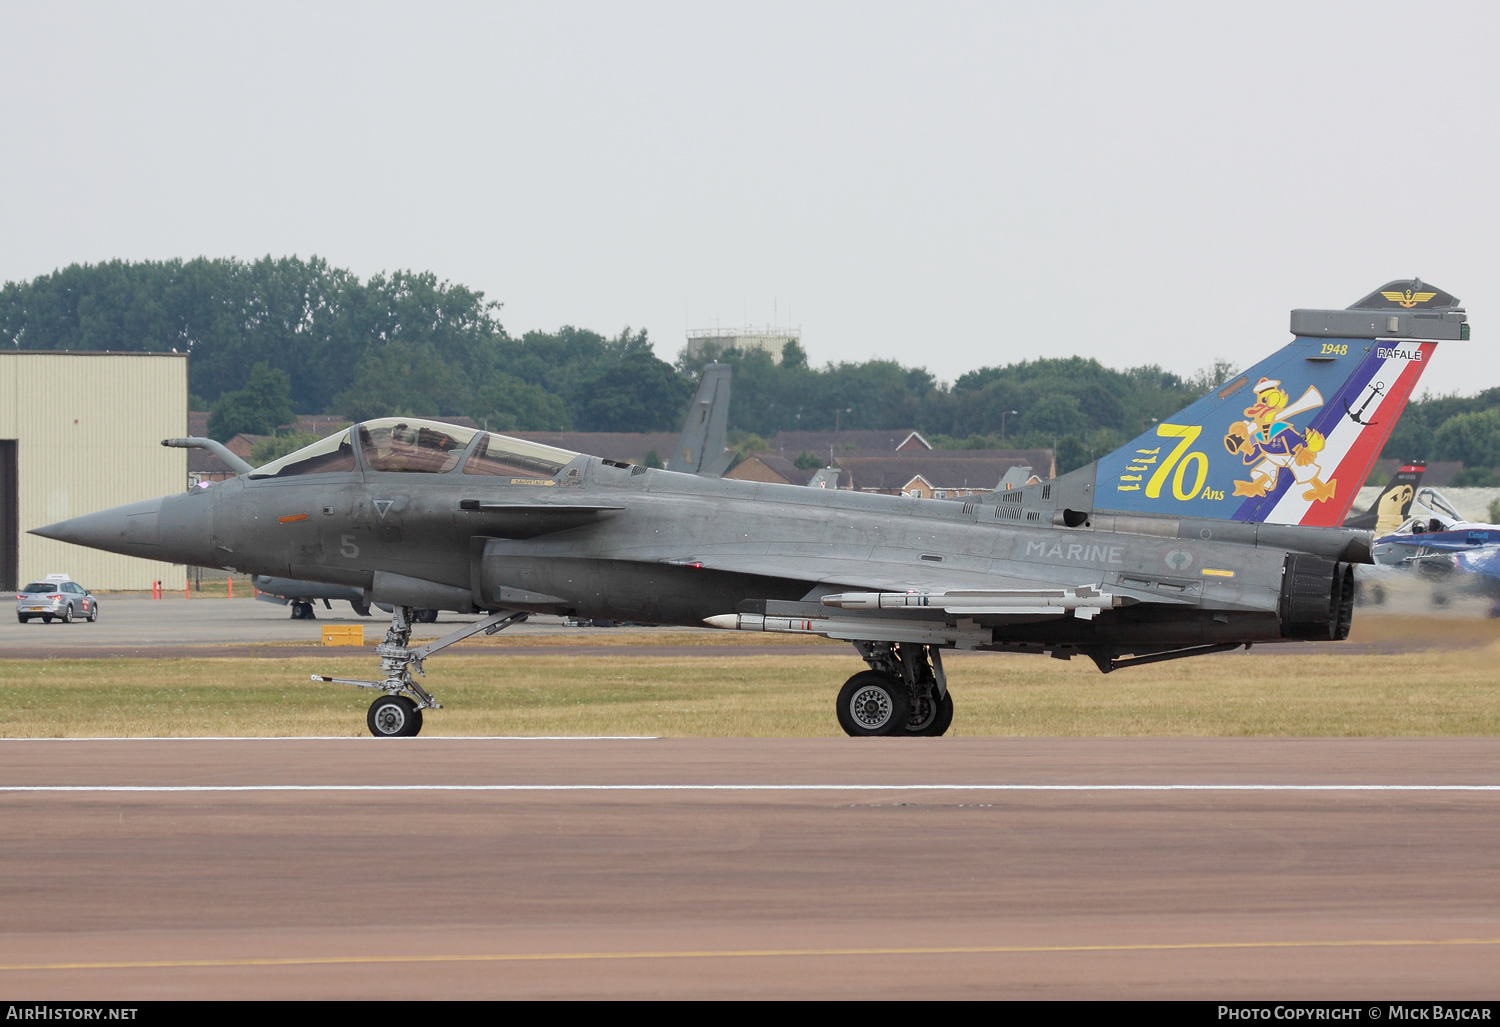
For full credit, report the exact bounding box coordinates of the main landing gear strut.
[837,641,954,738]
[313,606,528,737]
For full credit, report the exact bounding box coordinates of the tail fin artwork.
[1343,462,1425,532]
[1093,280,1466,527]
[666,362,734,477]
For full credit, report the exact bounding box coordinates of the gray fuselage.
[42,445,1366,661]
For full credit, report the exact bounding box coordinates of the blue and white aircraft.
[1368,487,1500,613]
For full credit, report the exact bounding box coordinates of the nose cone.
[31,491,215,567]
[31,496,164,551]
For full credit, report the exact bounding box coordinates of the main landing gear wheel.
[901,689,954,737]
[367,694,423,737]
[291,601,316,620]
[836,671,911,737]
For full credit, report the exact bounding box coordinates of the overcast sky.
[2,2,1496,396]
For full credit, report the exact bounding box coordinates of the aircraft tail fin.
[1343,463,1425,532]
[806,466,842,489]
[666,362,733,476]
[1093,280,1465,527]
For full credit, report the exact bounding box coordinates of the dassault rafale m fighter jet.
[33,281,1466,737]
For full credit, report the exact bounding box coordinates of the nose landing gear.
[314,605,528,737]
[367,694,422,737]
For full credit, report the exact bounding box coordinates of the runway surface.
[2,737,1498,999]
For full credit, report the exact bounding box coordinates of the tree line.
[3,256,1497,481]
[0,256,683,436]
[1380,388,1500,485]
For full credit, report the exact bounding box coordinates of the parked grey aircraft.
[165,362,736,621]
[33,283,1465,737]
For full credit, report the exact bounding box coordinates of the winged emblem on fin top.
[1381,289,1438,308]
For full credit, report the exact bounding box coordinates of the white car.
[15,575,99,624]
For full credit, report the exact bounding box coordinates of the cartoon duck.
[1222,378,1337,503]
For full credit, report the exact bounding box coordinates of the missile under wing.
[33,281,1465,737]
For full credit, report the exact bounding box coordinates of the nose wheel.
[314,606,529,737]
[367,695,422,737]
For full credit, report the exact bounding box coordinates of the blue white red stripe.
[1233,341,1435,526]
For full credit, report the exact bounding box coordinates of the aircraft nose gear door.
[313,605,529,736]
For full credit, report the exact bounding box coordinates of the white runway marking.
[2,783,1498,793]
[0,736,659,742]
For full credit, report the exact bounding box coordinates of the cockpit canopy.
[1380,488,1471,537]
[247,417,578,479]
[360,420,473,473]
[248,428,356,478]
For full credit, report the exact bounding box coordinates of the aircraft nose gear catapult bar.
[313,607,528,737]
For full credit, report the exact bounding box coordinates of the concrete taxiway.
[1,737,1497,999]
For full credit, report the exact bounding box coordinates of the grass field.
[2,617,1498,737]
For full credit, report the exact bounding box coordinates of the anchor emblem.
[1343,381,1384,426]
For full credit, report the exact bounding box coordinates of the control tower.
[685,326,801,365]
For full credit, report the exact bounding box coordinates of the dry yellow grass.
[2,622,1499,737]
